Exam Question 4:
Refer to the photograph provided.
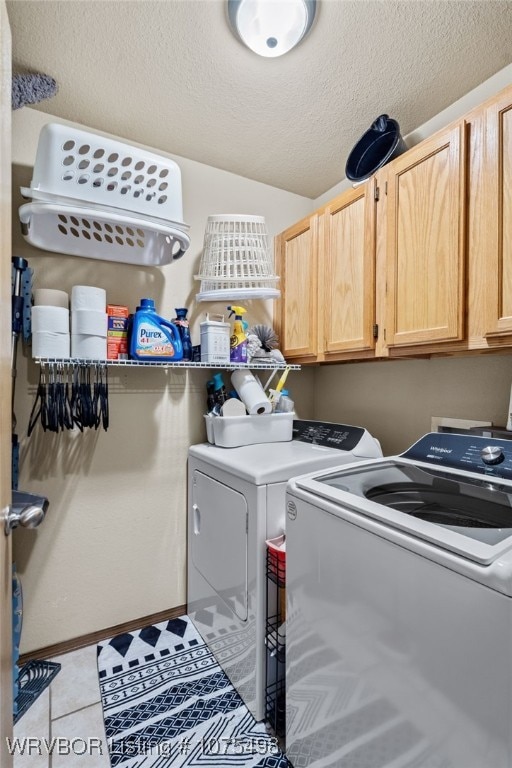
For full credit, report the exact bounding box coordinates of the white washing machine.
[286,431,512,768]
[187,420,382,721]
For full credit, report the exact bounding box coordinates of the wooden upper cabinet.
[322,183,376,356]
[385,122,467,348]
[273,85,512,364]
[274,213,319,361]
[485,91,512,337]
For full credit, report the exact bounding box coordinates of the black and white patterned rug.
[97,616,288,767]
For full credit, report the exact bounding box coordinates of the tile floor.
[14,644,111,767]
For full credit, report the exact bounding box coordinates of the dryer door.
[191,470,248,621]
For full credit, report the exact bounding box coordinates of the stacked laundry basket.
[19,123,190,266]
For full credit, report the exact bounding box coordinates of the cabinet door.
[274,214,319,361]
[322,183,376,355]
[485,91,512,336]
[385,123,466,347]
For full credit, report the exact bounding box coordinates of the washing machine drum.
[363,470,512,545]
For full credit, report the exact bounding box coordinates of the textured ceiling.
[7,0,512,198]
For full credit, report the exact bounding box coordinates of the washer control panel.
[402,432,512,478]
[293,420,365,451]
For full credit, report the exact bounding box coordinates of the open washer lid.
[310,460,512,565]
[295,432,512,567]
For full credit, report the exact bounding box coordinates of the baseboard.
[18,604,187,665]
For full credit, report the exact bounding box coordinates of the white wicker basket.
[195,214,280,301]
[20,123,190,266]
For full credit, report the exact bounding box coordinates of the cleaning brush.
[249,325,279,352]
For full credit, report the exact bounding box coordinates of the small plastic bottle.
[212,372,228,408]
[174,308,192,362]
[206,380,216,413]
[275,389,294,413]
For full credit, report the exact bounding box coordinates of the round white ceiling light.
[227,0,317,58]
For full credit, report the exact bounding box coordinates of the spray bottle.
[227,306,248,363]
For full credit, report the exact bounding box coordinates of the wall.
[315,356,512,456]
[313,63,512,455]
[11,108,315,653]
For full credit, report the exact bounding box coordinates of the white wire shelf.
[33,358,300,371]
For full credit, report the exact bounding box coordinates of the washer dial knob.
[480,446,505,465]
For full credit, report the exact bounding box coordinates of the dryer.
[187,420,382,721]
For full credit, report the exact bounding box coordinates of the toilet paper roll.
[33,288,69,309]
[71,334,107,360]
[221,398,247,417]
[31,306,70,334]
[72,310,108,337]
[71,285,106,312]
[32,331,70,359]
[231,370,272,415]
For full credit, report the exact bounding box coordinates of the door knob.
[4,491,49,536]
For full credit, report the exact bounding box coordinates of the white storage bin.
[200,314,231,363]
[204,414,215,445]
[204,412,294,448]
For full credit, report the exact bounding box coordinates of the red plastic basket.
[266,535,286,586]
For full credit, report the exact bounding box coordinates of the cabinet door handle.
[192,503,201,535]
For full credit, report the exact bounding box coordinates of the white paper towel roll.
[71,285,106,312]
[72,310,108,337]
[71,334,107,360]
[33,288,69,308]
[31,306,69,334]
[231,370,271,415]
[32,331,70,359]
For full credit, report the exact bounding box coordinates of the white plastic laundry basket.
[28,123,185,223]
[195,214,280,301]
[19,202,190,266]
[20,123,190,266]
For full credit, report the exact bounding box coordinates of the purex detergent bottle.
[130,298,183,361]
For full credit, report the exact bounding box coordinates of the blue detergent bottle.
[130,298,184,361]
[173,308,192,361]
